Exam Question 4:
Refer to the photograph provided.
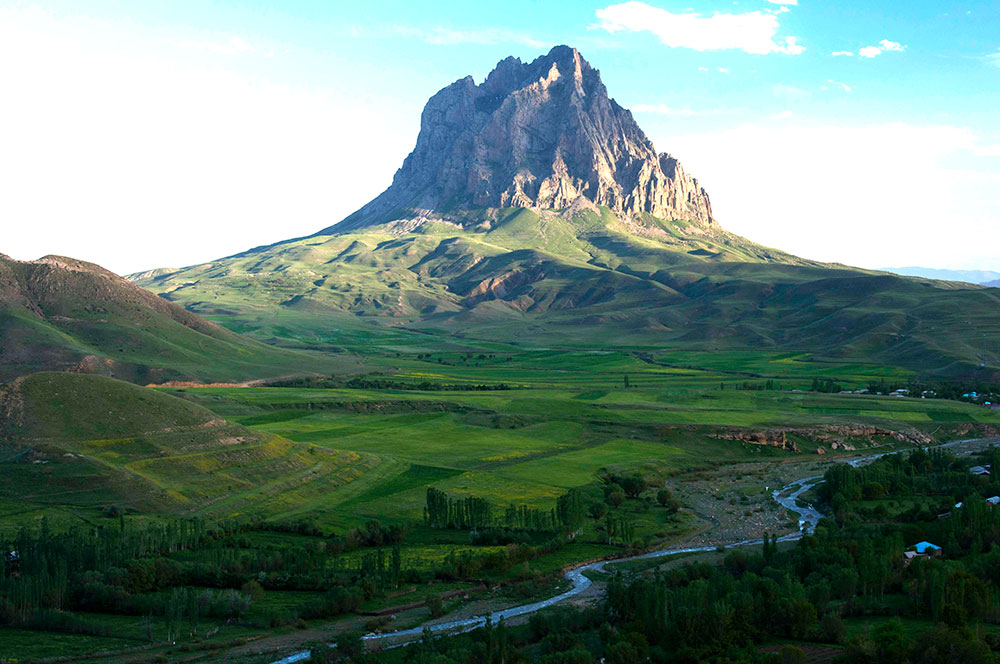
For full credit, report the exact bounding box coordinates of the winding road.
[270,437,993,664]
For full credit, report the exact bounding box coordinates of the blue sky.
[2,0,999,273]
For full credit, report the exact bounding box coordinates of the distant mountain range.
[88,46,1000,375]
[879,267,1000,285]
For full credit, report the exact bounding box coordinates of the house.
[890,389,909,398]
[903,543,942,566]
[970,465,991,476]
[913,541,942,555]
[987,496,1000,508]
[4,550,20,576]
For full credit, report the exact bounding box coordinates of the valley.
[3,37,1000,664]
[3,341,1000,663]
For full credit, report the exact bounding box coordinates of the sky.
[1,0,999,275]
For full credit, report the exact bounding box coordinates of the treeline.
[820,447,1000,509]
[265,375,514,392]
[866,378,1000,404]
[0,515,423,635]
[812,378,845,393]
[424,488,587,533]
[361,449,1000,663]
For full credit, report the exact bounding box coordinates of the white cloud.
[717,66,730,74]
[594,1,805,55]
[392,25,544,48]
[698,66,710,71]
[985,50,1000,67]
[766,0,798,4]
[832,50,853,56]
[658,123,1000,269]
[772,83,811,101]
[172,35,252,55]
[859,39,906,58]
[826,79,852,92]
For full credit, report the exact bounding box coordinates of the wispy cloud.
[172,35,252,56]
[823,79,852,92]
[766,0,798,4]
[772,83,811,101]
[858,39,906,58]
[594,1,805,55]
[392,25,544,48]
[832,50,854,56]
[986,50,1000,67]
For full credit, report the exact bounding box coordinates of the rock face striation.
[322,45,715,233]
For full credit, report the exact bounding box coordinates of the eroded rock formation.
[323,45,715,232]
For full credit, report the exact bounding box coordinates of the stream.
[270,437,994,664]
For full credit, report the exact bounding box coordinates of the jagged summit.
[320,45,714,233]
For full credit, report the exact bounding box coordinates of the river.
[269,437,994,664]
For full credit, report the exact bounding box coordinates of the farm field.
[2,348,999,662]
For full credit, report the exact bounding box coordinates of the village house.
[904,541,942,565]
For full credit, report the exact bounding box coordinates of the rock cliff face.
[322,45,715,233]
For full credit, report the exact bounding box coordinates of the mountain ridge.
[322,46,714,234]
[879,266,1000,285]
[131,46,1000,375]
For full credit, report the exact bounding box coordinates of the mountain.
[879,267,1000,285]
[134,46,1000,375]
[984,279,1000,289]
[326,45,713,233]
[0,253,349,383]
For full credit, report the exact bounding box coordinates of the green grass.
[133,206,1000,376]
[2,347,999,659]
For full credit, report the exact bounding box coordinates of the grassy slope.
[0,254,356,383]
[134,208,1000,375]
[157,348,1000,531]
[0,372,383,526]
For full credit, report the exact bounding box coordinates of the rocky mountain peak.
[322,46,715,233]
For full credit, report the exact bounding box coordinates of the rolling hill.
[0,253,354,383]
[134,46,1000,375]
[0,372,379,519]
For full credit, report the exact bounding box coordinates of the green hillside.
[0,253,356,383]
[135,207,1000,375]
[0,372,379,522]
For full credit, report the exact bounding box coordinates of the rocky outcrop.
[321,45,715,233]
[715,429,799,452]
[713,424,935,453]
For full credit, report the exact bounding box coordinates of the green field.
[2,347,999,662]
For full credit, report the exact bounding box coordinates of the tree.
[336,632,365,660]
[656,489,680,513]
[621,475,646,499]
[779,646,807,664]
[588,503,607,521]
[871,620,909,664]
[427,594,446,618]
[557,489,586,529]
